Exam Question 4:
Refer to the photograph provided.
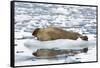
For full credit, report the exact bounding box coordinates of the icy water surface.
[14,2,97,66]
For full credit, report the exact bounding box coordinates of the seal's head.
[80,36,88,41]
[32,28,40,37]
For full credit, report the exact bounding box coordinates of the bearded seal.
[32,27,88,41]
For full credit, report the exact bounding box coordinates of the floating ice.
[24,38,96,51]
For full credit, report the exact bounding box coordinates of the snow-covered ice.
[24,38,96,50]
[14,2,97,66]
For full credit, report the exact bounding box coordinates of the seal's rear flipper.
[80,36,88,41]
[82,47,88,53]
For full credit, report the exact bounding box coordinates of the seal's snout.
[32,52,37,56]
[32,28,40,36]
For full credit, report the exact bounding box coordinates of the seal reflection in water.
[32,48,88,58]
[32,27,88,41]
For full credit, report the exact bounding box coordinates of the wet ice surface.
[14,2,97,66]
